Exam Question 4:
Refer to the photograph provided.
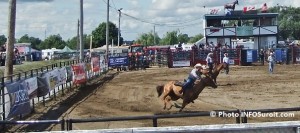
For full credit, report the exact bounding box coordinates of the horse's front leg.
[179,100,190,112]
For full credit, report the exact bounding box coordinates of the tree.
[177,33,189,44]
[40,34,66,49]
[160,31,178,45]
[91,22,118,48]
[18,34,42,50]
[135,31,160,46]
[189,34,204,43]
[66,34,90,50]
[0,35,7,45]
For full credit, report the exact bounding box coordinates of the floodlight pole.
[118,8,122,47]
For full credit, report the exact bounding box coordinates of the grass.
[0,59,73,77]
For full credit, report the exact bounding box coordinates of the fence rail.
[0,106,299,131]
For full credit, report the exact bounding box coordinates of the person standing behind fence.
[206,52,214,73]
[259,49,265,66]
[223,53,230,74]
[267,52,275,74]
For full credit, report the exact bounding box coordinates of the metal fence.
[0,106,299,132]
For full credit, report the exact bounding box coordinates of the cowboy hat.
[194,63,202,68]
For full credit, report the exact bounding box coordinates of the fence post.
[61,119,65,131]
[152,116,158,127]
[236,109,241,124]
[68,119,73,130]
[1,77,5,121]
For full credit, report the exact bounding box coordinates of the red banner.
[91,57,100,72]
[72,63,87,85]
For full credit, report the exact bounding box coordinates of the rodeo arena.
[2,2,300,133]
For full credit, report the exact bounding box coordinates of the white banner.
[58,67,67,85]
[229,59,235,65]
[23,77,38,99]
[173,60,190,67]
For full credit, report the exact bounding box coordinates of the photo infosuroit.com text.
[210,111,295,118]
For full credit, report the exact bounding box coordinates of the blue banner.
[246,50,253,62]
[6,81,31,118]
[108,56,129,67]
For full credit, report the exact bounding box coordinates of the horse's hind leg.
[161,90,171,110]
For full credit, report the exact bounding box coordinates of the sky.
[0,0,300,42]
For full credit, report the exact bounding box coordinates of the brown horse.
[224,0,239,11]
[211,62,228,84]
[156,75,217,112]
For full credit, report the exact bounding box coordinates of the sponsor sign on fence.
[72,63,87,85]
[108,56,129,67]
[173,60,190,67]
[6,81,31,119]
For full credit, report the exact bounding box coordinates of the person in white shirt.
[222,53,230,74]
[267,52,275,74]
[206,52,214,72]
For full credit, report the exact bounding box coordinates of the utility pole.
[79,0,84,61]
[118,8,122,47]
[44,29,47,40]
[106,0,109,67]
[77,19,80,51]
[153,25,156,45]
[89,35,92,58]
[5,0,16,78]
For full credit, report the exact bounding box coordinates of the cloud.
[0,0,54,2]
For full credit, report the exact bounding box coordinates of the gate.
[170,51,191,68]
[292,46,300,64]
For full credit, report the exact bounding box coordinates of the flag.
[210,8,220,14]
[243,6,255,13]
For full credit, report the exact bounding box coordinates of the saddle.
[174,81,184,87]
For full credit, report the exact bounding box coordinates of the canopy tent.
[59,46,76,53]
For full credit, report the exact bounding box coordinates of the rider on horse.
[176,63,208,95]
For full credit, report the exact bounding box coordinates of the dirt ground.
[12,64,300,131]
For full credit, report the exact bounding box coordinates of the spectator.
[259,49,265,66]
[206,52,214,73]
[222,53,230,74]
[267,52,275,74]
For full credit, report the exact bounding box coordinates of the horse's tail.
[156,85,164,97]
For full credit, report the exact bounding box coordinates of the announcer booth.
[203,9,279,65]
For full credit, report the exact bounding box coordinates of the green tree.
[66,34,91,50]
[135,31,160,46]
[18,34,42,50]
[177,33,189,44]
[0,35,7,45]
[91,22,119,48]
[160,31,178,45]
[189,34,204,43]
[40,34,66,49]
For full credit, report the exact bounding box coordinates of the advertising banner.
[23,77,38,99]
[37,74,50,97]
[236,26,253,36]
[91,57,100,72]
[6,81,31,118]
[108,56,129,67]
[65,66,73,82]
[72,63,87,85]
[173,60,190,67]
